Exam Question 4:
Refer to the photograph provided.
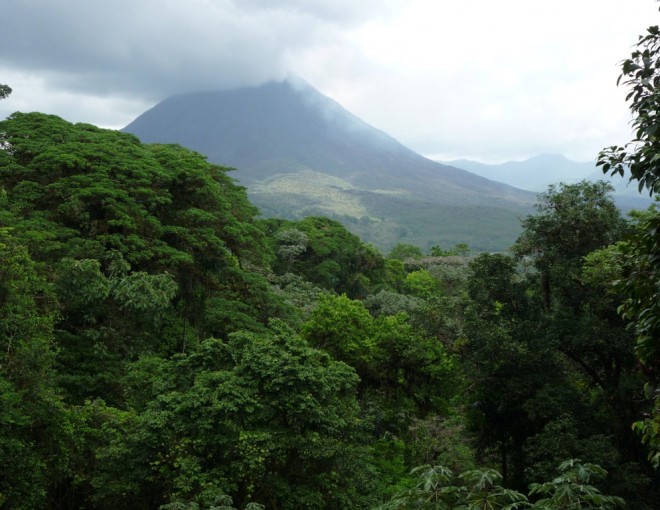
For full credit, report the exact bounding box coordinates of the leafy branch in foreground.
[598,24,660,193]
[597,18,660,468]
[528,459,625,509]
[377,460,624,509]
[161,492,265,510]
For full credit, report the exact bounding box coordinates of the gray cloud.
[0,0,396,101]
[0,1,655,163]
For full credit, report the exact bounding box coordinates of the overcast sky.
[1,0,657,163]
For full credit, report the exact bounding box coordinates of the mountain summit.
[123,80,535,251]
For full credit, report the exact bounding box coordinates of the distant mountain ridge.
[444,154,594,191]
[444,154,653,211]
[123,80,536,251]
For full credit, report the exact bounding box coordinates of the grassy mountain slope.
[124,80,536,251]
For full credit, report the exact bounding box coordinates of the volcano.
[123,80,535,251]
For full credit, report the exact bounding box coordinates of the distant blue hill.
[444,154,653,212]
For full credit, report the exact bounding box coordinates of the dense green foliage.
[459,183,651,503]
[2,85,660,508]
[598,16,660,470]
[264,216,385,298]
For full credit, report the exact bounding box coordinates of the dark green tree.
[517,182,646,488]
[0,229,73,509]
[387,243,423,261]
[0,112,278,403]
[513,183,637,421]
[462,183,649,499]
[265,216,385,298]
[463,253,551,487]
[514,181,626,309]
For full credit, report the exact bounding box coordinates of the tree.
[462,184,649,498]
[463,253,552,488]
[517,183,648,485]
[514,181,626,309]
[597,16,660,468]
[0,84,10,100]
[0,112,278,402]
[301,293,376,372]
[599,24,660,194]
[0,229,73,509]
[513,183,636,414]
[403,269,441,298]
[429,243,469,257]
[387,243,423,261]
[266,217,385,298]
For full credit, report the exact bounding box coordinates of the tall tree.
[513,182,634,410]
[514,183,644,480]
[514,181,626,309]
[463,253,550,487]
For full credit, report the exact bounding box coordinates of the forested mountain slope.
[123,81,536,251]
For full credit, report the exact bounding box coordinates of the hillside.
[124,80,536,251]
